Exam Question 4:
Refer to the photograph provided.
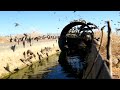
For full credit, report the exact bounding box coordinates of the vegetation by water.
[3,54,59,79]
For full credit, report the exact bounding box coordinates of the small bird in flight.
[54,12,56,14]
[15,23,19,27]
[73,11,76,13]
[59,18,60,21]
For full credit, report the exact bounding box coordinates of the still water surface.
[7,54,78,79]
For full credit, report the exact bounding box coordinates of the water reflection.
[6,52,85,79]
[6,54,59,79]
[58,51,86,79]
[42,65,76,79]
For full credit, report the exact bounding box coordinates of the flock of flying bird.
[53,11,120,32]
[14,11,120,32]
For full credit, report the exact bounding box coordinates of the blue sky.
[0,11,120,36]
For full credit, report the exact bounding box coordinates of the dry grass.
[0,36,9,43]
[0,39,60,78]
[94,31,120,79]
[1,30,120,79]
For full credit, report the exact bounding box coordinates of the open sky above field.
[0,11,120,36]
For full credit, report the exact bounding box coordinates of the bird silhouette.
[59,19,60,21]
[65,16,67,19]
[73,11,76,13]
[14,67,19,72]
[4,63,11,73]
[20,59,29,66]
[15,23,19,27]
[54,12,56,14]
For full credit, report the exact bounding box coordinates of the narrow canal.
[6,53,80,79]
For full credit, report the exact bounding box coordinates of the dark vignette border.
[0,0,120,89]
[0,0,120,11]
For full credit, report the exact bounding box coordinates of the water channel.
[6,53,83,79]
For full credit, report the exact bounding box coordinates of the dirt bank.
[0,39,60,79]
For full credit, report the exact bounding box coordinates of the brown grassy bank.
[0,39,60,79]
